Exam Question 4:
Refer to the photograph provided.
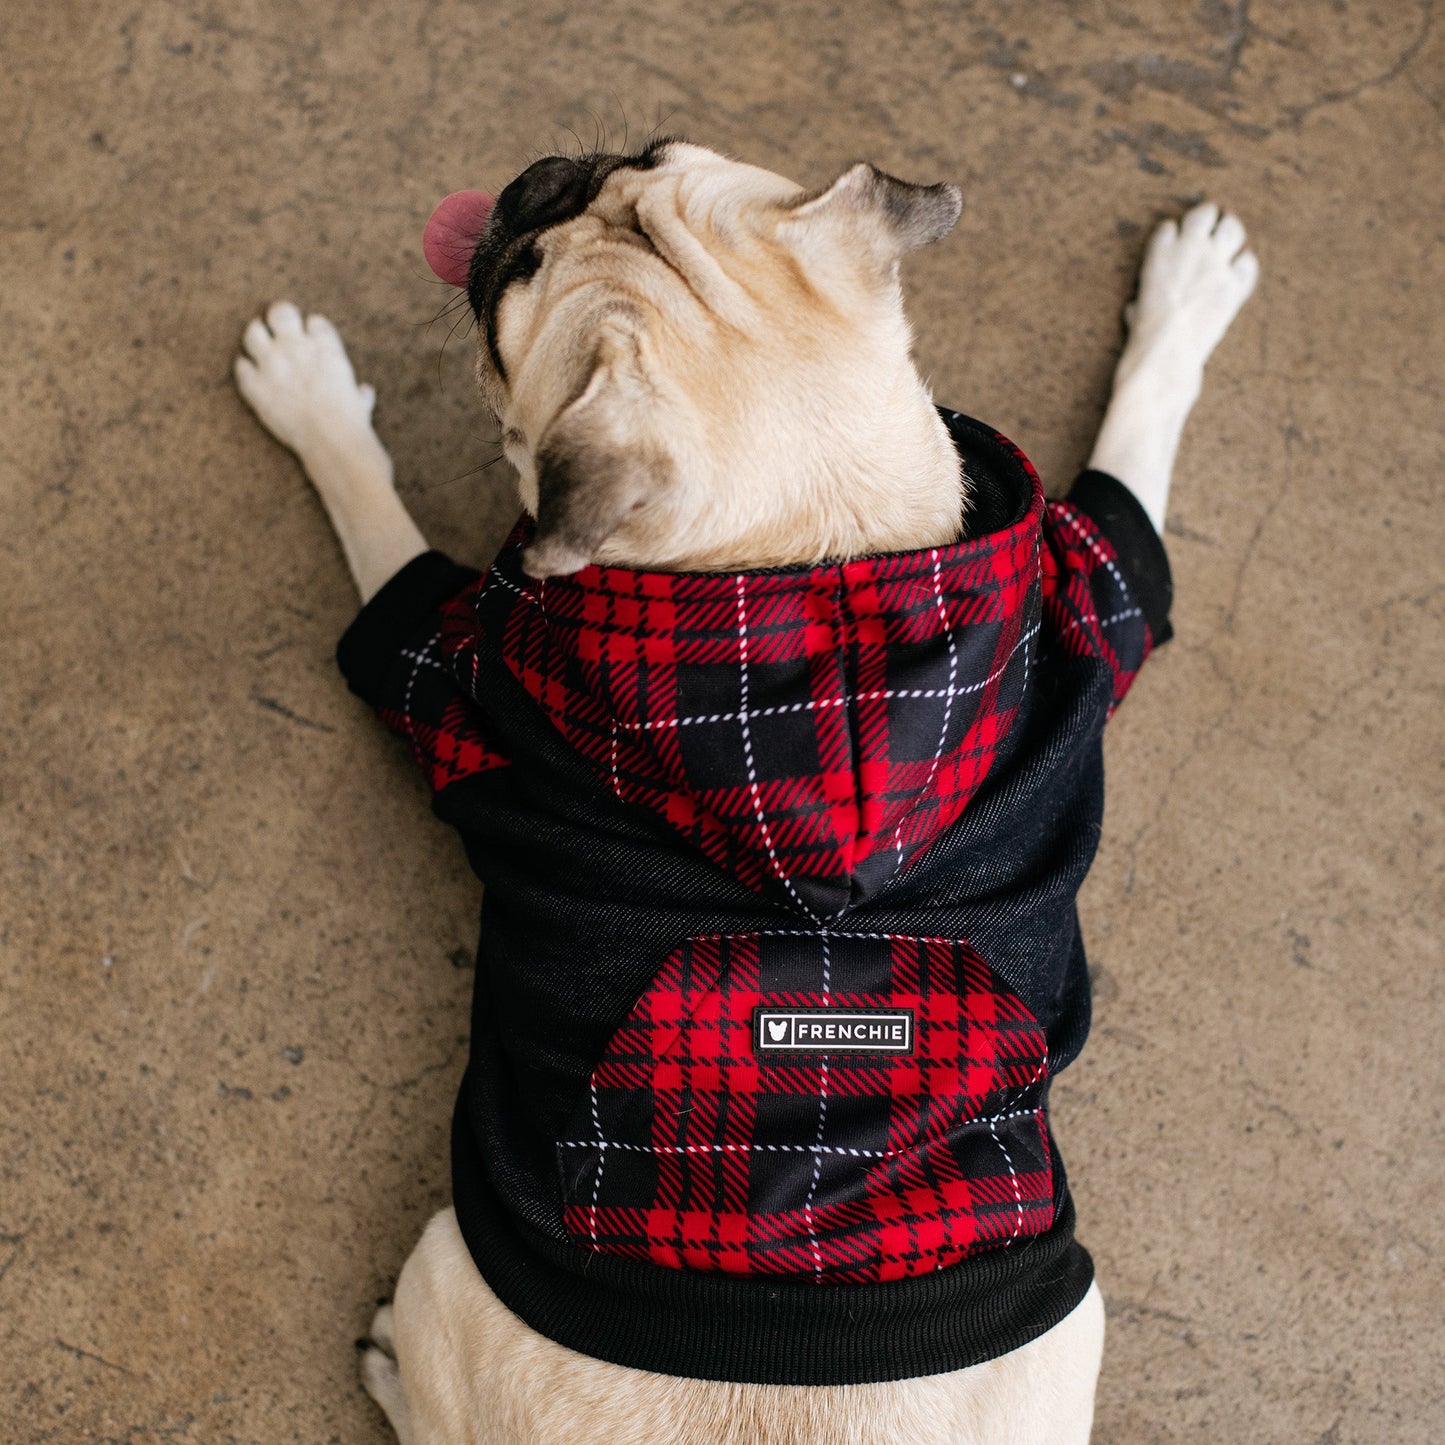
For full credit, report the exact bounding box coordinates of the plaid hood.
[339,411,1173,1384]
[443,458,1041,921]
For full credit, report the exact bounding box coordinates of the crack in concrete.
[0,1230,26,1290]
[249,692,336,733]
[1223,407,1301,636]
[1076,0,1433,147]
[386,1038,467,1096]
[55,1336,134,1376]
[1101,120,1228,172]
[1283,0,1435,127]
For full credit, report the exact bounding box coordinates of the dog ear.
[522,339,674,578]
[785,162,962,259]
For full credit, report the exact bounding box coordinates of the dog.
[235,139,1255,1444]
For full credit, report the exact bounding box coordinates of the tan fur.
[482,143,967,576]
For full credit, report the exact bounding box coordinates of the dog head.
[423,140,963,575]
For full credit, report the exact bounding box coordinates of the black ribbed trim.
[1067,470,1174,645]
[451,1087,1094,1385]
[939,409,1033,537]
[336,552,482,709]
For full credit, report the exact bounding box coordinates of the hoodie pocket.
[556,931,1054,1284]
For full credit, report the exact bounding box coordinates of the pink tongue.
[422,190,495,286]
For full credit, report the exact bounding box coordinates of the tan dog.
[236,139,1255,1443]
[469,144,965,577]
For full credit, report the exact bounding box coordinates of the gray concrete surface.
[2,1,1441,1440]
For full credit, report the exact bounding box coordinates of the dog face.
[424,140,962,575]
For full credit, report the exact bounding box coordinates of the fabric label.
[752,1006,914,1058]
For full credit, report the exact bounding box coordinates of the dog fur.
[234,141,1256,1443]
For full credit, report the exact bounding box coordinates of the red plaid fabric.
[378,588,510,793]
[1040,499,1151,715]
[440,484,1046,917]
[374,433,1152,909]
[557,932,1053,1282]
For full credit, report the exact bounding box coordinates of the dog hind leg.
[359,1301,418,1444]
[1086,203,1258,531]
[234,302,429,602]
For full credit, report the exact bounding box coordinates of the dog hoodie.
[337,410,1172,1385]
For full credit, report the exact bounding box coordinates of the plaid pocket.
[557,931,1054,1283]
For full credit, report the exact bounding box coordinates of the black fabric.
[1068,468,1174,644]
[439,643,1101,1377]
[337,551,481,709]
[335,417,1171,1383]
[958,434,1031,540]
[452,1091,1094,1385]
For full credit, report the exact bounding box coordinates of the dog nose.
[496,156,594,235]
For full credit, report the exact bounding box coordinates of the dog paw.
[364,1301,397,1357]
[358,1303,415,1442]
[360,1343,413,1438]
[234,302,378,456]
[1124,203,1258,375]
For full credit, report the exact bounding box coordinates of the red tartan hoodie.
[337,410,1172,1385]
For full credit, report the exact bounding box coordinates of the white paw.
[367,1301,397,1355]
[1124,202,1258,375]
[234,302,378,456]
[358,1303,415,1443]
[360,1345,412,1437]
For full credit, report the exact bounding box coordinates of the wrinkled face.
[423,139,961,575]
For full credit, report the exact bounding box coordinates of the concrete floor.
[2,1,1441,1440]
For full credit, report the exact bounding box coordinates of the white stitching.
[588,1077,606,1246]
[1019,535,1040,713]
[734,574,818,920]
[989,1117,1025,1245]
[1093,606,1142,630]
[738,928,990,943]
[888,548,958,877]
[1049,605,1142,645]
[1035,605,1143,677]
[398,635,438,751]
[486,566,545,612]
[803,932,832,1278]
[1053,503,1132,602]
[561,1139,892,1157]
[615,624,1040,732]
[994,1056,1046,1246]
[396,645,450,674]
[559,1104,1044,1161]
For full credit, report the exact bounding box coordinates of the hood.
[459,412,1044,919]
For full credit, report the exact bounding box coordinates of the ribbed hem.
[451,1087,1094,1385]
[1067,470,1174,645]
[336,551,481,708]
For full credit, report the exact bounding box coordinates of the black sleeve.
[1064,470,1173,646]
[335,551,511,794]
[336,551,482,710]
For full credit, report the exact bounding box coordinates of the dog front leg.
[234,302,428,602]
[1087,203,1258,531]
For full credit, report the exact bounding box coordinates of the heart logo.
[767,1019,789,1042]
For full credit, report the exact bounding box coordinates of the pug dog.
[235,139,1255,1444]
